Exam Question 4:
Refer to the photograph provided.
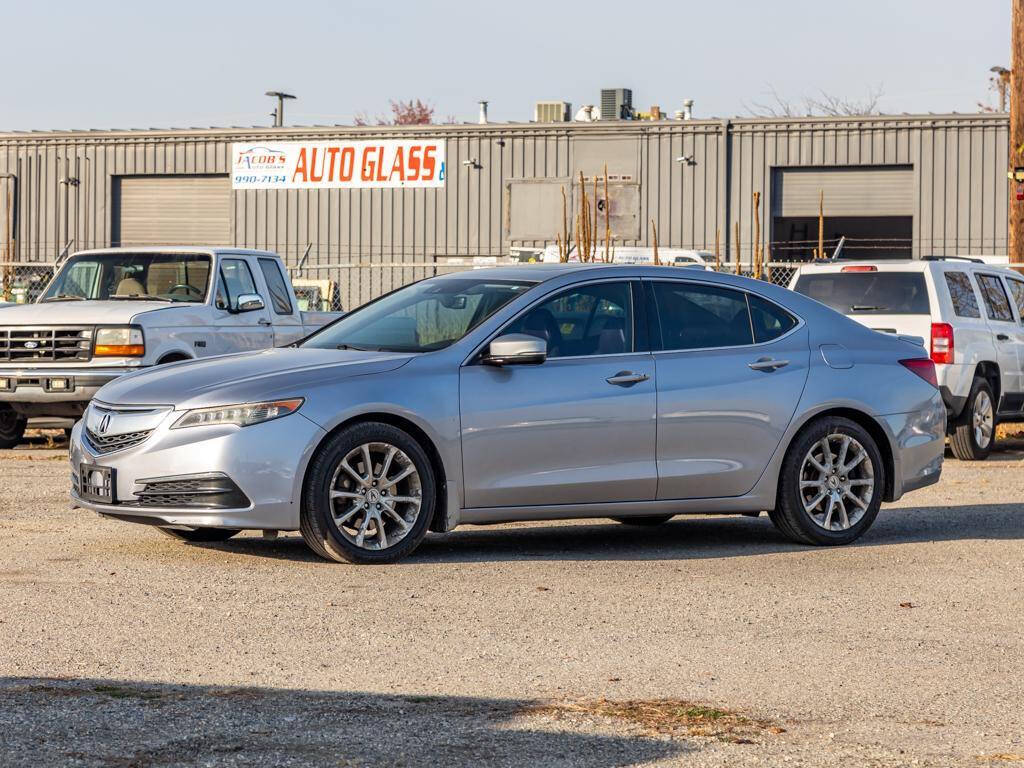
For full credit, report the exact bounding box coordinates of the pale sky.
[0,0,1009,131]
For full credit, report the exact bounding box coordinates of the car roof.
[433,262,766,289]
[795,258,1021,277]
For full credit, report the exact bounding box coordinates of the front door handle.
[606,371,650,386]
[748,357,790,371]
[258,318,273,327]
[997,333,1010,341]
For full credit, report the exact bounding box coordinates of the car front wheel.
[301,422,435,564]
[770,417,884,546]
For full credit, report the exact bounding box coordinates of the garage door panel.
[115,175,230,246]
[772,166,914,217]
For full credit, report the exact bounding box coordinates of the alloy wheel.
[328,441,423,550]
[798,433,875,531]
[972,390,994,449]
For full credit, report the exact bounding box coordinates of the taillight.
[900,358,939,389]
[930,323,954,365]
[841,265,878,272]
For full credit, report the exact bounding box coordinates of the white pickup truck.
[0,246,342,447]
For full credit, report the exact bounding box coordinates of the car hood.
[0,300,180,325]
[97,347,414,409]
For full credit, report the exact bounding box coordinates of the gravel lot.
[1,433,1022,767]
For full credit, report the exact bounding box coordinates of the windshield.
[302,277,536,353]
[41,253,212,302]
[793,271,930,315]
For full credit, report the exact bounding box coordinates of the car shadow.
[0,677,684,768]
[215,501,1024,565]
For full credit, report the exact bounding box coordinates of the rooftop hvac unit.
[534,101,572,123]
[600,88,633,120]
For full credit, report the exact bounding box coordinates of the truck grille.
[0,326,93,362]
[84,428,153,455]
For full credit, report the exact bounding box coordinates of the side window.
[976,274,1014,322]
[219,259,259,310]
[749,294,798,343]
[944,271,981,318]
[1006,279,1024,324]
[258,258,293,315]
[652,282,753,350]
[506,281,633,359]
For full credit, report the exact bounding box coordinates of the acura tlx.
[70,264,944,564]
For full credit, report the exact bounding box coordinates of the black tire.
[612,515,674,526]
[158,527,241,542]
[950,378,995,461]
[300,421,435,564]
[771,416,885,546]
[0,405,27,449]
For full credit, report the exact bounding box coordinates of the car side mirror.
[235,293,265,313]
[483,334,547,366]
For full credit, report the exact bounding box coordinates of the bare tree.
[354,99,436,126]
[745,85,884,118]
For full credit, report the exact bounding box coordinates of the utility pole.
[1011,0,1024,271]
[265,91,296,128]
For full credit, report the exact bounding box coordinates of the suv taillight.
[930,323,954,365]
[900,358,939,389]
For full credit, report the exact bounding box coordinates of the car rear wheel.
[301,422,435,564]
[771,416,884,546]
[950,378,995,461]
[612,515,674,526]
[0,405,27,449]
[158,527,241,543]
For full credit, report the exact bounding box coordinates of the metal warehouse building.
[0,113,1010,308]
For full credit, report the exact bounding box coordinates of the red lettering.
[407,147,421,181]
[389,146,405,181]
[376,146,387,182]
[326,147,340,181]
[339,147,354,181]
[292,148,309,183]
[422,147,436,181]
[361,147,376,182]
[309,147,324,183]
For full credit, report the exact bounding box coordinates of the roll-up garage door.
[114,175,230,246]
[772,166,913,217]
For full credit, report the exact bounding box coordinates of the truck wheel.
[0,405,27,449]
[950,378,995,461]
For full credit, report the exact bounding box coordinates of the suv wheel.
[950,378,995,461]
[771,417,885,546]
[0,405,27,449]
[301,422,435,564]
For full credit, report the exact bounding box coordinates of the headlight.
[94,326,145,357]
[171,398,304,429]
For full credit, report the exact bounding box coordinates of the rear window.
[793,272,930,315]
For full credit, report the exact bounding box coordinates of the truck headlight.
[94,326,145,357]
[171,398,304,429]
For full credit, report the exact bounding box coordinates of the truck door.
[211,258,274,353]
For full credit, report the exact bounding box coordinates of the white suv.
[790,257,1024,460]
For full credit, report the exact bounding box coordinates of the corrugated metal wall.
[0,114,1009,307]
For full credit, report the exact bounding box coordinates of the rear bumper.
[880,390,946,501]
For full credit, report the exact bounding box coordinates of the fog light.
[0,378,10,391]
[46,378,71,392]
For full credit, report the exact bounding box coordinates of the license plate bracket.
[79,464,115,504]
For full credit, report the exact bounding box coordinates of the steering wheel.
[168,284,203,298]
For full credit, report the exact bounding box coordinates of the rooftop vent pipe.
[682,99,694,120]
[478,100,489,124]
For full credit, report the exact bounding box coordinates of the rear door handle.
[748,357,790,371]
[606,371,650,386]
[997,333,1010,341]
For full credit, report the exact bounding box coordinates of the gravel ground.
[1,433,1022,767]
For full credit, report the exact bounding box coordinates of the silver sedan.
[69,265,945,563]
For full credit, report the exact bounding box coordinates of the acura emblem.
[97,413,112,434]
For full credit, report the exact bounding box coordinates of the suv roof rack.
[920,255,984,264]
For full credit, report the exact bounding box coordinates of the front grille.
[122,473,250,509]
[84,428,153,455]
[0,326,93,362]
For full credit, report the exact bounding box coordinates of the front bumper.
[0,366,136,405]
[69,410,326,530]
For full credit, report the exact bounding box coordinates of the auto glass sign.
[232,140,446,189]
